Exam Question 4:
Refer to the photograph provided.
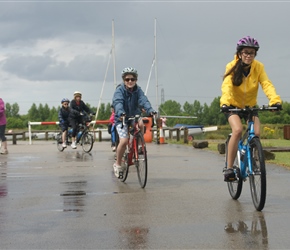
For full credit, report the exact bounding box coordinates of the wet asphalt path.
[1,140,290,249]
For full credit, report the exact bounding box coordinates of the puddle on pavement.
[224,212,268,248]
[118,227,150,249]
[60,180,87,214]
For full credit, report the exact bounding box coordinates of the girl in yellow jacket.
[220,36,282,182]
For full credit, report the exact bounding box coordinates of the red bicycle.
[119,115,154,188]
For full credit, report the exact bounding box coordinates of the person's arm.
[81,101,94,114]
[58,109,63,122]
[113,87,125,118]
[220,64,233,107]
[137,87,155,114]
[258,63,282,106]
[0,99,5,115]
[70,100,77,110]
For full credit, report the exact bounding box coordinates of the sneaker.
[71,142,77,149]
[0,149,8,155]
[62,143,67,148]
[112,146,116,152]
[113,163,123,179]
[224,168,237,182]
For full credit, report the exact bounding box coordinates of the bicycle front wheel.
[249,137,266,211]
[56,132,64,152]
[226,136,243,200]
[81,133,94,153]
[120,149,129,182]
[135,134,147,188]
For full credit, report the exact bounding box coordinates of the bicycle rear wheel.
[249,137,266,211]
[81,133,94,153]
[56,132,64,152]
[226,136,243,200]
[135,133,147,188]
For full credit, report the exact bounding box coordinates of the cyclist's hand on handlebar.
[271,103,282,111]
[221,105,230,113]
[221,105,235,113]
[90,112,96,116]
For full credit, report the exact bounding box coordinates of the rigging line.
[93,49,112,130]
[145,57,155,95]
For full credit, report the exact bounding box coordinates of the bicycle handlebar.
[228,105,278,112]
[120,114,156,128]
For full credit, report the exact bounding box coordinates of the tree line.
[5,97,290,130]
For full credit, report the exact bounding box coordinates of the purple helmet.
[236,36,259,51]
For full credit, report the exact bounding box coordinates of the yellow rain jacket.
[220,56,281,108]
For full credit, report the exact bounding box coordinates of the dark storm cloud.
[2,53,106,81]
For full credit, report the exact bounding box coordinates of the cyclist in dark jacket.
[58,98,71,148]
[69,91,95,149]
[112,67,156,178]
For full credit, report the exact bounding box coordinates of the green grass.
[200,138,290,169]
[167,130,290,169]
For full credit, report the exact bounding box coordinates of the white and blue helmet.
[121,67,138,78]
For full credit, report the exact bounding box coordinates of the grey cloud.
[2,53,106,81]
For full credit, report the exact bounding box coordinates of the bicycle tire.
[226,136,243,199]
[56,132,64,152]
[81,133,94,153]
[135,133,147,188]
[120,149,129,182]
[249,137,266,211]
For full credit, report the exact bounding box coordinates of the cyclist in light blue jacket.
[112,67,156,178]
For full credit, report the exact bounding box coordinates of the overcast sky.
[1,0,290,115]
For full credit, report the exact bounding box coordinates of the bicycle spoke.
[120,150,129,182]
[249,138,266,211]
[135,134,147,188]
[56,133,64,152]
[226,135,243,199]
[81,133,94,153]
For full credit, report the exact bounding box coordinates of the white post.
[28,121,32,145]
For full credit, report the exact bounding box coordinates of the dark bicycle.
[56,115,94,153]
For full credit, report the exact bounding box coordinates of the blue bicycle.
[224,105,277,211]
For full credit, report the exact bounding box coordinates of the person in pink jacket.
[109,106,116,152]
[0,98,8,154]
[220,36,282,182]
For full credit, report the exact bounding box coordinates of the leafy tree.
[28,103,39,121]
[6,117,25,129]
[5,102,20,118]
[97,103,107,120]
[50,106,59,121]
[11,103,20,117]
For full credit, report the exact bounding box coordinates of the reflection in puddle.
[224,212,268,248]
[119,227,149,249]
[0,161,7,197]
[60,180,87,215]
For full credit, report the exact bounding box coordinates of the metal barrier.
[28,120,110,145]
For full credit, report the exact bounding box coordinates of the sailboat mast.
[112,19,117,88]
[154,18,159,117]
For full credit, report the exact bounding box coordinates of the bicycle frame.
[119,114,155,187]
[238,118,257,179]
[229,105,276,178]
[126,116,142,163]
